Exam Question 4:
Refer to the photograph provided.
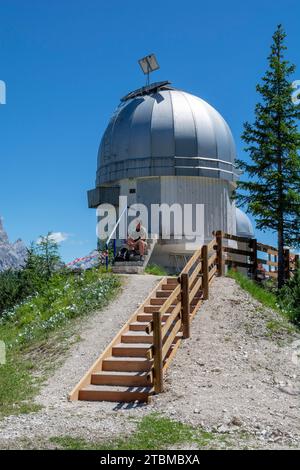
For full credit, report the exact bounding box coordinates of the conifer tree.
[236,25,300,289]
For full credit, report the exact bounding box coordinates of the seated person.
[126,221,147,261]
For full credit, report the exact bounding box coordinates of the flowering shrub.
[0,269,120,347]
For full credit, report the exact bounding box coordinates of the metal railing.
[105,205,128,270]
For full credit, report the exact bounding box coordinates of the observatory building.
[88,80,240,268]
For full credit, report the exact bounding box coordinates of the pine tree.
[36,232,61,279]
[236,25,300,289]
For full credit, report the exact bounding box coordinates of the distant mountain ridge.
[0,217,27,272]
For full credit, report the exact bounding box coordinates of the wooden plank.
[166,277,179,285]
[68,277,165,400]
[180,249,202,275]
[162,318,182,359]
[91,371,151,387]
[158,284,181,314]
[266,260,278,267]
[153,311,163,393]
[102,357,153,372]
[216,230,224,276]
[190,297,203,319]
[163,334,183,372]
[181,273,190,338]
[207,252,217,268]
[267,271,278,278]
[79,385,152,403]
[208,264,217,281]
[223,246,252,257]
[189,260,202,285]
[112,343,152,358]
[202,245,209,300]
[161,302,182,338]
[257,242,278,255]
[223,232,251,243]
[189,276,202,302]
[207,237,217,252]
[225,259,252,269]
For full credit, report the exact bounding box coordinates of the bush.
[0,234,61,316]
[278,269,300,325]
[0,269,120,346]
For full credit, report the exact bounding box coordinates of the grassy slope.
[227,270,279,310]
[227,270,296,335]
[0,269,120,418]
[50,414,231,450]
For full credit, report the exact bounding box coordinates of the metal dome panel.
[96,87,237,185]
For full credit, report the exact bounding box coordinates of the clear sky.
[0,0,299,261]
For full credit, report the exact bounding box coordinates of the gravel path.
[0,276,299,449]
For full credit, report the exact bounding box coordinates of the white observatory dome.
[96,82,237,185]
[236,208,254,238]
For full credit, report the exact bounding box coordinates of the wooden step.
[79,384,152,402]
[129,322,150,331]
[166,278,179,285]
[144,305,174,313]
[137,313,170,322]
[102,356,153,372]
[91,371,151,387]
[150,298,165,305]
[122,331,153,343]
[156,290,172,298]
[161,284,176,291]
[112,343,152,358]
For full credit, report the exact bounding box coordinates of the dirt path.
[0,276,299,449]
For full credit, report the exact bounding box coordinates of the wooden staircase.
[69,238,218,403]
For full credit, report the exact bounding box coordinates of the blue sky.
[0,0,299,261]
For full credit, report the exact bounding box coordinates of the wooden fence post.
[181,273,190,339]
[249,238,257,280]
[153,311,163,393]
[284,248,290,281]
[216,230,224,276]
[201,244,209,300]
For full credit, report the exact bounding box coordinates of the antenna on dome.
[138,53,160,86]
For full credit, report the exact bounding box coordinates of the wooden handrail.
[180,249,202,275]
[161,302,181,338]
[153,311,163,393]
[181,273,190,339]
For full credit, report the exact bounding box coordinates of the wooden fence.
[150,231,298,394]
[150,236,218,393]
[213,230,299,280]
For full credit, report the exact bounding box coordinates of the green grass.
[265,319,294,336]
[227,269,279,311]
[50,414,220,450]
[145,264,168,276]
[0,269,120,418]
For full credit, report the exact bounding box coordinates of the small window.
[129,188,136,194]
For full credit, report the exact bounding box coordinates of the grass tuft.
[50,414,217,450]
[145,264,168,276]
[227,270,279,311]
